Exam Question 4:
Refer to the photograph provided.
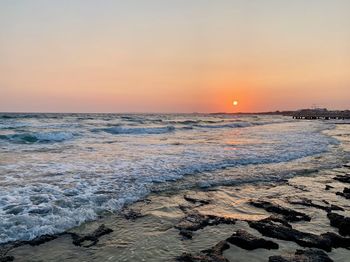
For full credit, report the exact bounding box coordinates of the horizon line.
[1,108,349,115]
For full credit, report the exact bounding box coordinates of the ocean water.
[0,113,342,243]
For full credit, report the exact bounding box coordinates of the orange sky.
[0,1,349,113]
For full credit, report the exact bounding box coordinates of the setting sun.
[233,100,238,106]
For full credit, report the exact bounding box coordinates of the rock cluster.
[249,200,311,222]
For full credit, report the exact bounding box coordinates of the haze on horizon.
[0,0,349,113]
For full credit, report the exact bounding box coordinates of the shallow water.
[0,113,346,243]
[7,167,350,262]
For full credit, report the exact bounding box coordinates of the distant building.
[292,108,350,120]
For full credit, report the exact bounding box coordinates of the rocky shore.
[1,161,350,261]
[2,122,350,262]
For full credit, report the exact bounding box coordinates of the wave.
[99,125,176,135]
[0,113,56,119]
[0,142,337,244]
[95,120,290,135]
[165,120,222,125]
[0,131,74,144]
[193,119,293,129]
[194,122,252,129]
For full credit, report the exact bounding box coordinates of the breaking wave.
[0,131,74,144]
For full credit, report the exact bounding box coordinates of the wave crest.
[100,125,175,135]
[0,132,74,143]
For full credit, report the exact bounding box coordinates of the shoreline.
[1,123,349,261]
[2,164,350,261]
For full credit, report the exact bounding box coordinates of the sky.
[0,0,349,113]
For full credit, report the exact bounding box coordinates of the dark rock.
[184,195,211,205]
[249,200,311,222]
[327,212,350,236]
[269,248,333,262]
[71,224,113,247]
[249,216,350,251]
[336,187,350,199]
[177,253,205,262]
[179,205,192,213]
[288,198,344,213]
[226,229,278,250]
[265,216,293,228]
[325,185,334,191]
[343,164,350,168]
[122,208,144,220]
[175,211,236,234]
[330,204,344,212]
[320,232,350,248]
[179,229,193,239]
[27,234,58,246]
[0,256,14,262]
[200,241,230,262]
[333,174,350,184]
[177,240,230,262]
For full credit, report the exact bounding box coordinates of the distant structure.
[292,108,350,120]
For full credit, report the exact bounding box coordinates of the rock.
[26,234,58,246]
[71,224,113,247]
[0,226,113,258]
[288,198,344,213]
[343,164,350,168]
[322,200,329,205]
[0,256,14,262]
[248,216,350,251]
[184,195,211,205]
[333,174,350,184]
[330,204,344,211]
[179,229,193,239]
[122,208,144,220]
[177,240,230,262]
[336,187,350,199]
[249,200,311,222]
[327,212,350,236]
[179,204,192,213]
[226,229,278,250]
[177,253,207,262]
[269,248,333,262]
[321,232,350,248]
[175,211,236,235]
[265,216,293,228]
[325,185,334,190]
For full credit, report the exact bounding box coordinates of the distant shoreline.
[0,109,349,116]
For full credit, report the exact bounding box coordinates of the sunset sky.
[0,0,349,113]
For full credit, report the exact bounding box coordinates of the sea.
[0,113,347,244]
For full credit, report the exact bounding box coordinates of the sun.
[233,100,238,106]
